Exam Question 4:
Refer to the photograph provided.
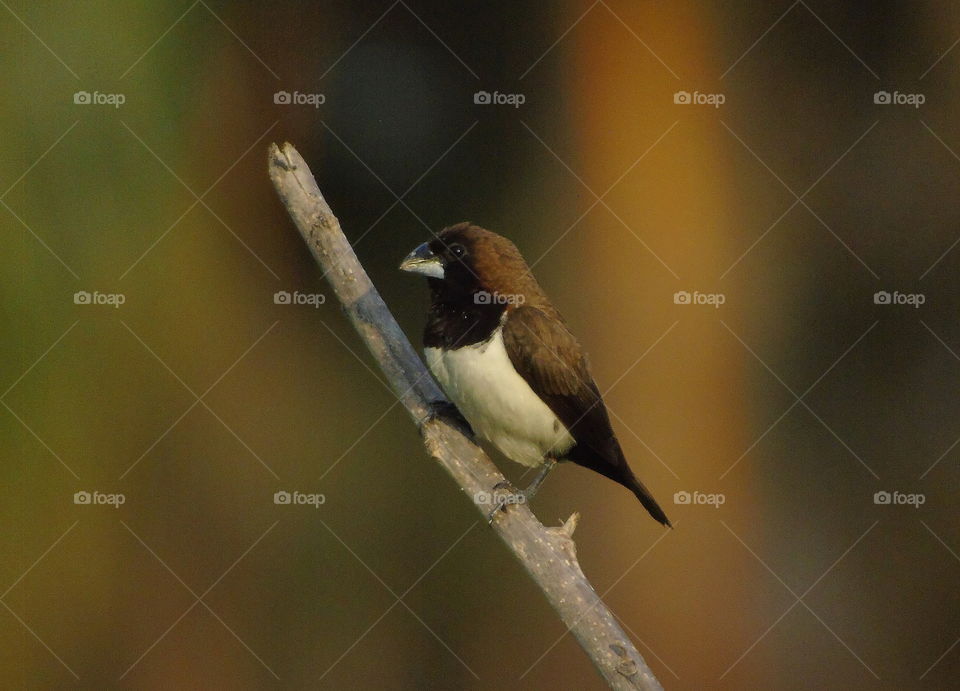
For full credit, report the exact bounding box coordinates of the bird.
[400,222,671,527]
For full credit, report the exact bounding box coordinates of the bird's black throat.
[423,279,506,349]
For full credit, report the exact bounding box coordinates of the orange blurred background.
[2,2,958,689]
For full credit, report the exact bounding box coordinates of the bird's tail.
[624,472,672,528]
[566,438,672,527]
[608,442,672,527]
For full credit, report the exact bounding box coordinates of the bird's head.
[399,223,537,303]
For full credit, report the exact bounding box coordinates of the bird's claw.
[425,400,473,434]
[486,500,508,524]
[486,481,524,524]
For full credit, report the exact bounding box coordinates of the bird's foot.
[425,400,473,434]
[486,480,526,524]
[522,459,556,501]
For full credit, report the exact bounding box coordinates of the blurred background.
[2,1,959,689]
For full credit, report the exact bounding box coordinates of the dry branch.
[268,141,664,691]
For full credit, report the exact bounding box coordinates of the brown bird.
[400,223,670,526]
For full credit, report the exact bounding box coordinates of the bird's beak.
[399,242,444,279]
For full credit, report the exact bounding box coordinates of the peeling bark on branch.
[268,142,664,691]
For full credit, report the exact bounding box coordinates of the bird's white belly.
[425,328,574,468]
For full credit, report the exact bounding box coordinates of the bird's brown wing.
[501,306,611,450]
[501,306,670,526]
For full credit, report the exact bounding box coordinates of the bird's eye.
[450,243,466,258]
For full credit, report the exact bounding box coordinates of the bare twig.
[268,141,664,690]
